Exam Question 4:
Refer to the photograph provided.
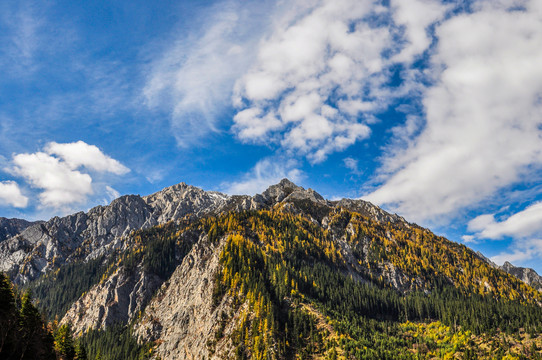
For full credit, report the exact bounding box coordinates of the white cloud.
[365,1,542,222]
[490,249,532,266]
[12,151,93,208]
[145,0,448,162]
[8,141,129,209]
[232,0,390,163]
[390,0,450,63]
[45,141,129,175]
[222,158,303,195]
[230,0,448,164]
[143,1,271,146]
[460,235,476,244]
[0,181,28,208]
[468,202,542,240]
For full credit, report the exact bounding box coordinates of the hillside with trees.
[1,180,541,359]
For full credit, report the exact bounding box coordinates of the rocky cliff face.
[49,179,417,348]
[475,252,542,291]
[0,217,38,242]
[501,261,542,290]
[61,266,162,332]
[0,183,234,284]
[134,234,238,360]
[0,195,155,284]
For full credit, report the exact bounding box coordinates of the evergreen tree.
[18,290,55,360]
[54,324,76,360]
[0,272,18,355]
[74,343,88,360]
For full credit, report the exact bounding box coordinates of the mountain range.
[1,179,541,359]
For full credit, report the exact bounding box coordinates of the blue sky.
[1,0,542,273]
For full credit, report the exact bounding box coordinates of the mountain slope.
[2,179,542,359]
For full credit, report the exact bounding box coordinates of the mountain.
[0,217,38,242]
[501,261,542,290]
[2,179,542,359]
[476,250,542,290]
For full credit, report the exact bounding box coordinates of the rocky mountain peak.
[501,261,542,290]
[259,178,325,205]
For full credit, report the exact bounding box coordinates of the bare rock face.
[475,253,542,291]
[143,183,230,224]
[61,266,163,332]
[501,261,542,290]
[0,183,235,284]
[134,235,238,360]
[0,217,38,242]
[0,195,155,284]
[258,178,326,205]
[0,179,332,284]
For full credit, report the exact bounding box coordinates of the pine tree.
[0,272,18,355]
[54,324,76,360]
[74,343,88,360]
[19,290,55,359]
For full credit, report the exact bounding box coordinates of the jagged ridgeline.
[1,180,542,359]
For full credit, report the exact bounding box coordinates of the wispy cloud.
[0,1,46,75]
[143,1,272,147]
[0,2,139,155]
[490,238,542,267]
[145,0,448,162]
[365,0,542,222]
[466,201,542,266]
[343,157,362,176]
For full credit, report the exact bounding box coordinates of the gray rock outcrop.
[0,217,38,242]
[501,261,542,290]
[134,235,238,360]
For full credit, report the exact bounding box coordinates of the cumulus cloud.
[45,141,129,175]
[230,0,447,164]
[232,0,388,163]
[365,0,542,222]
[222,158,303,195]
[12,151,93,208]
[0,181,28,208]
[144,0,449,163]
[9,141,129,209]
[390,0,450,63]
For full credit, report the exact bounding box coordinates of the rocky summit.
[1,180,542,359]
